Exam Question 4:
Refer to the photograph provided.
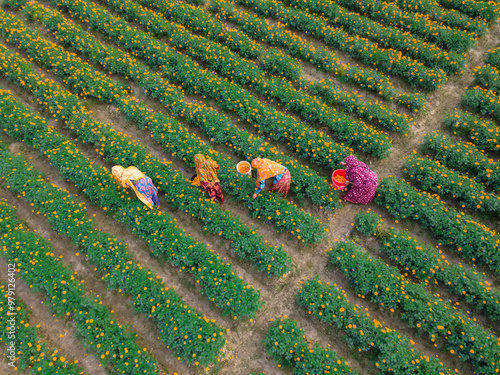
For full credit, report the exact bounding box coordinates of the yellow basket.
[236,161,252,176]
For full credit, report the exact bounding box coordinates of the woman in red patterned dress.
[341,155,378,204]
[195,154,224,203]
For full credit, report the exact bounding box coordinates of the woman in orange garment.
[251,157,291,199]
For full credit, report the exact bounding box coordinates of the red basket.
[332,169,348,190]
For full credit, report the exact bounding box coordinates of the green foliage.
[473,64,500,94]
[329,239,500,373]
[92,0,392,157]
[422,131,500,189]
[0,284,84,374]
[21,2,331,236]
[0,200,161,373]
[352,210,380,236]
[443,110,500,152]
[297,277,455,374]
[404,155,500,217]
[183,0,206,6]
[44,0,358,170]
[374,176,500,273]
[264,317,354,374]
[260,48,302,81]
[397,92,427,112]
[462,86,500,124]
[3,0,26,9]
[485,45,500,69]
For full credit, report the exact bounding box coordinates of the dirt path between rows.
[0,1,500,373]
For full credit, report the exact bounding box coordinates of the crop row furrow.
[91,0,392,157]
[443,110,500,152]
[297,277,455,374]
[354,211,500,321]
[329,239,500,374]
[0,120,230,366]
[374,176,500,273]
[0,43,263,318]
[0,197,161,373]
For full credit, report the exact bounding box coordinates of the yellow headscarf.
[251,158,285,188]
[111,165,153,208]
[194,154,219,185]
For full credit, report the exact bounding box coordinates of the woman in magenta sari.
[340,155,378,204]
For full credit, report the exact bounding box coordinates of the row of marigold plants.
[354,211,500,321]
[0,199,162,373]
[1,4,325,246]
[91,0,394,157]
[296,277,455,374]
[263,316,355,374]
[374,176,500,273]
[0,284,84,373]
[0,141,229,367]
[329,239,500,374]
[237,0,458,80]
[332,0,479,51]
[0,75,262,319]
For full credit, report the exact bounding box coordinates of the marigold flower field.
[0,0,499,373]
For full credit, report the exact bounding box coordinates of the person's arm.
[252,180,265,199]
